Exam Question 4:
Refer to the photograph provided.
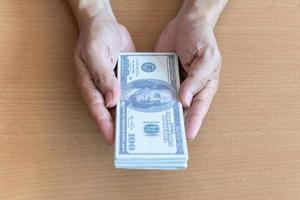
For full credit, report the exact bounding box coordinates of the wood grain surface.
[0,0,300,199]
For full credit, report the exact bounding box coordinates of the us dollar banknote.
[115,52,188,170]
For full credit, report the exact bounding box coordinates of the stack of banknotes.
[115,52,188,170]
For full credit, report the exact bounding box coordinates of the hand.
[74,12,135,145]
[155,11,222,140]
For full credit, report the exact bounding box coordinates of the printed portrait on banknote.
[122,79,176,112]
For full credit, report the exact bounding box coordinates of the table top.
[1,1,300,199]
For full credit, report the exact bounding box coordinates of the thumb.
[179,56,215,108]
[92,69,119,108]
[83,48,120,108]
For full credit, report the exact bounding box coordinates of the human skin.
[67,0,135,144]
[67,0,228,144]
[155,0,229,140]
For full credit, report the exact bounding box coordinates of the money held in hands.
[115,52,188,170]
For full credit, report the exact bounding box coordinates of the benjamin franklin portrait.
[122,79,177,112]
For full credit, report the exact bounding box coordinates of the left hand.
[155,11,222,140]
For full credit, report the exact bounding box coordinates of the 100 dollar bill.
[115,53,188,162]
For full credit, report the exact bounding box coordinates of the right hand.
[74,12,135,145]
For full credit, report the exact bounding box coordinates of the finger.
[185,74,219,140]
[92,66,119,108]
[180,47,221,108]
[75,55,115,145]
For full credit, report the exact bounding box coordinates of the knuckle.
[187,72,208,87]
[85,42,98,55]
[77,76,93,95]
[184,77,207,96]
[88,101,106,118]
[198,78,208,90]
[89,99,105,109]
[117,23,129,33]
[203,46,214,58]
[93,72,107,90]
[187,67,200,77]
[198,90,210,100]
[203,45,222,62]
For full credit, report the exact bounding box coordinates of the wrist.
[68,0,116,28]
[177,0,212,26]
[177,0,228,28]
[79,7,116,28]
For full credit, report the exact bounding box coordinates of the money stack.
[115,52,188,170]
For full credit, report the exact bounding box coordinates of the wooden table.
[1,1,300,199]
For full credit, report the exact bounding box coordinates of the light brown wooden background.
[0,0,300,199]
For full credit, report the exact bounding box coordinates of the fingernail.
[187,127,197,141]
[105,91,113,107]
[187,137,195,142]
